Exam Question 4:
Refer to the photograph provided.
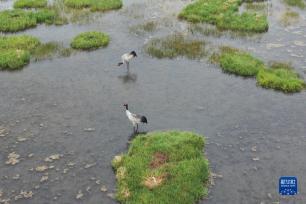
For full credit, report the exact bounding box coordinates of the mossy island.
[0,9,60,32]
[71,31,110,50]
[179,0,268,33]
[112,131,210,204]
[212,46,305,93]
[64,0,122,12]
[257,62,305,93]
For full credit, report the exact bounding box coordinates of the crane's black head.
[123,104,128,110]
[141,116,148,124]
[130,51,137,57]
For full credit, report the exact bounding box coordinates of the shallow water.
[0,0,306,203]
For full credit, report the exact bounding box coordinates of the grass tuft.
[179,0,268,33]
[112,131,210,204]
[256,68,305,93]
[71,31,110,50]
[145,34,207,59]
[14,0,47,9]
[64,0,122,12]
[216,46,265,77]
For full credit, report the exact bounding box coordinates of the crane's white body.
[126,110,141,127]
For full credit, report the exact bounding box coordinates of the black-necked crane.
[118,51,137,70]
[123,104,147,133]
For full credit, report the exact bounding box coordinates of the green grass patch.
[257,67,305,93]
[14,0,47,9]
[284,0,305,9]
[145,34,207,59]
[0,49,30,70]
[215,47,265,77]
[71,31,110,50]
[0,35,41,51]
[179,0,268,33]
[0,9,61,32]
[0,10,37,32]
[112,131,210,204]
[64,0,122,12]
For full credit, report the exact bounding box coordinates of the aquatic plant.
[14,0,47,9]
[145,34,207,59]
[129,21,157,35]
[71,31,110,50]
[245,2,266,11]
[216,47,265,77]
[257,67,305,93]
[112,131,210,204]
[280,10,299,26]
[0,50,31,70]
[32,42,73,61]
[64,0,122,12]
[179,0,268,33]
[284,0,305,9]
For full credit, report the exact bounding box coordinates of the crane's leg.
[127,62,130,72]
[136,124,139,133]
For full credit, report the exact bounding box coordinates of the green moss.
[284,0,305,9]
[145,34,206,59]
[179,0,268,33]
[217,47,265,77]
[14,0,47,9]
[0,35,41,51]
[257,68,305,93]
[112,131,210,204]
[71,31,110,50]
[64,0,122,11]
[0,50,31,70]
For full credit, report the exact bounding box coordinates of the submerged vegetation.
[112,131,210,204]
[179,0,268,33]
[129,21,157,35]
[64,0,122,12]
[14,0,47,9]
[283,0,305,9]
[257,63,305,93]
[215,47,265,77]
[280,10,299,26]
[145,34,207,59]
[71,31,110,50]
[32,42,73,61]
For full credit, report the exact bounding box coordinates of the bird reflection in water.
[118,71,137,83]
